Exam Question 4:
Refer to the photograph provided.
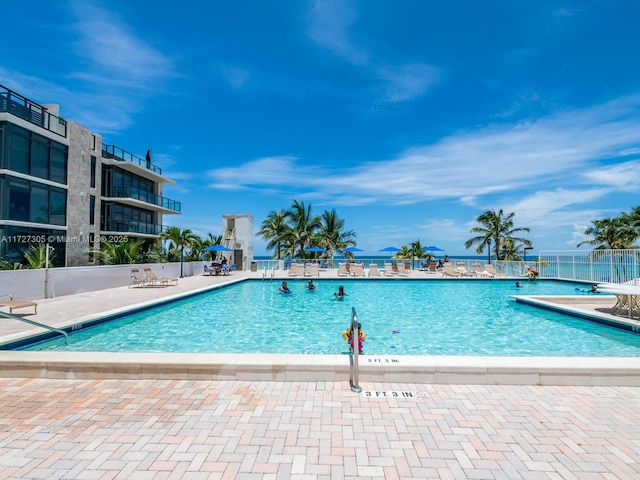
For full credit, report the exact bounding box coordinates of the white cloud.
[306,0,368,65]
[69,0,174,86]
[204,95,640,228]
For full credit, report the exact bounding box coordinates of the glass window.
[49,188,66,226]
[50,145,67,184]
[89,195,95,225]
[8,132,29,174]
[31,140,49,179]
[8,178,29,221]
[0,124,4,169]
[30,184,49,223]
[90,156,96,188]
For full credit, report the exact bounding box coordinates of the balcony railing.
[107,186,181,213]
[102,219,163,236]
[0,84,67,137]
[102,144,162,175]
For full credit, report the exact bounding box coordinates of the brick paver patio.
[1,378,639,479]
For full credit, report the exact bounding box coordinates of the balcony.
[102,144,162,175]
[105,186,181,214]
[102,219,164,236]
[0,84,67,137]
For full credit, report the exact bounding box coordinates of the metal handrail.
[0,311,68,346]
[349,307,362,393]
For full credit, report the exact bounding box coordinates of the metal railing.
[102,144,162,175]
[102,219,164,235]
[108,186,181,213]
[0,310,68,346]
[0,84,67,137]
[539,249,640,284]
[349,307,361,393]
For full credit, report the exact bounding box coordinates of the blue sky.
[3,0,640,256]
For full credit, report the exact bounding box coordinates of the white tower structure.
[222,214,254,271]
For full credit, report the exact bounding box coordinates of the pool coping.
[2,277,640,386]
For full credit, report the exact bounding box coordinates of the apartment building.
[0,84,181,267]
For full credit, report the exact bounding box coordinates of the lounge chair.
[396,263,410,277]
[337,263,349,277]
[368,264,381,277]
[456,262,477,277]
[441,264,462,277]
[288,263,304,277]
[0,294,38,315]
[304,263,319,277]
[130,268,152,288]
[425,261,438,274]
[383,263,396,277]
[350,263,365,277]
[483,264,504,277]
[471,263,492,277]
[143,267,178,286]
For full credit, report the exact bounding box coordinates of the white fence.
[0,261,201,301]
[539,250,640,284]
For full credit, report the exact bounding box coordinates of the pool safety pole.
[349,307,362,393]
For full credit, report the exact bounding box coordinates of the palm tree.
[282,200,321,258]
[315,209,356,262]
[409,239,427,269]
[395,245,412,260]
[201,233,223,261]
[88,238,145,265]
[577,217,636,250]
[465,209,531,261]
[578,216,638,282]
[257,209,289,259]
[161,227,198,262]
[499,238,524,261]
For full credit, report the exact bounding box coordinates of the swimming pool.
[22,279,640,356]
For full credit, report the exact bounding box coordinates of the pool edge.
[1,352,640,386]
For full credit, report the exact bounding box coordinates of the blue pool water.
[23,279,640,356]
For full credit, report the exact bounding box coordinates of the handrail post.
[0,311,68,346]
[349,307,362,393]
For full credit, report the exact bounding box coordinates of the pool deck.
[1,270,640,479]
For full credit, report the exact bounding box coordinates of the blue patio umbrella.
[423,245,444,253]
[306,247,325,253]
[379,246,400,253]
[342,247,363,253]
[202,245,233,252]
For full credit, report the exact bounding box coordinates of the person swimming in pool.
[333,285,347,299]
[278,281,291,294]
[306,279,316,291]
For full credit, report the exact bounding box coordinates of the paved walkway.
[1,378,639,479]
[2,271,640,478]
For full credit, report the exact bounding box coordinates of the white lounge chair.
[350,263,365,277]
[456,262,476,277]
[289,263,304,277]
[368,264,381,277]
[441,264,462,277]
[143,267,178,286]
[396,263,410,277]
[483,264,504,277]
[304,263,319,277]
[337,263,349,277]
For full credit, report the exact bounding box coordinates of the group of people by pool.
[277,281,363,352]
[278,280,347,299]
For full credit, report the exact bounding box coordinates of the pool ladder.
[349,307,362,393]
[0,310,69,345]
[262,267,276,280]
